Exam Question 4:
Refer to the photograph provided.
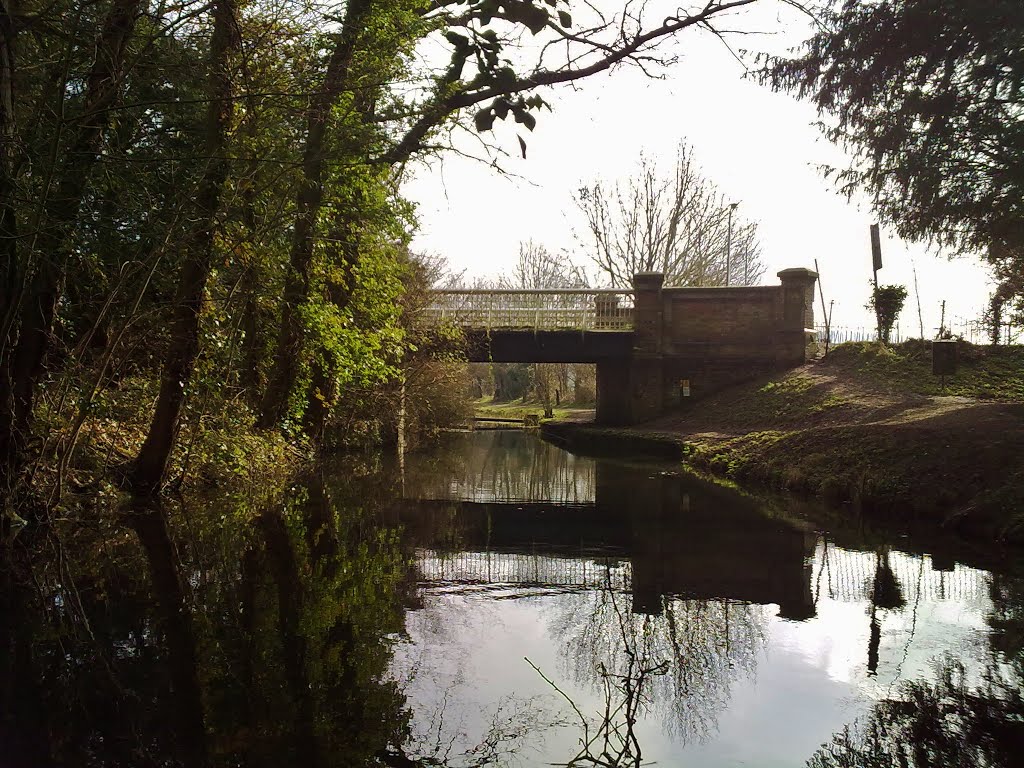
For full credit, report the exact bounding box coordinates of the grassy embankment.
[473,398,594,423]
[546,341,1024,544]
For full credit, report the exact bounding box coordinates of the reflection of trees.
[391,586,570,767]
[231,474,411,766]
[126,508,209,767]
[813,570,1024,768]
[988,572,1024,677]
[808,657,1024,768]
[865,547,906,676]
[403,431,597,503]
[548,572,768,744]
[529,651,659,768]
[0,464,414,768]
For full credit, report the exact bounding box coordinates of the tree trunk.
[6,0,142,476]
[239,277,267,402]
[236,100,267,405]
[302,206,362,442]
[129,0,238,495]
[258,0,371,429]
[0,1,20,494]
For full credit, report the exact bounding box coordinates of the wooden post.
[814,258,830,355]
[870,224,883,341]
[912,261,924,339]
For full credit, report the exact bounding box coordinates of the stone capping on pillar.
[777,267,819,283]
[632,271,666,289]
[776,267,819,326]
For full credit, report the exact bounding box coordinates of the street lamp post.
[726,202,739,286]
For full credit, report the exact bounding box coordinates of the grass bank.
[544,341,1024,546]
[473,398,594,423]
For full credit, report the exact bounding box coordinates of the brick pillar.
[628,273,666,423]
[595,273,666,426]
[596,359,631,425]
[775,267,818,366]
[632,272,665,353]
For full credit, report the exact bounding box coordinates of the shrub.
[867,284,908,343]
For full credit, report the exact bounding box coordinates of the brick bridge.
[425,268,819,425]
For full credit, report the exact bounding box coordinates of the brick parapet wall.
[597,268,818,425]
[648,268,818,412]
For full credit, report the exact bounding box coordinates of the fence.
[815,319,995,346]
[421,289,635,331]
[815,325,903,345]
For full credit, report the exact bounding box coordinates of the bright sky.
[402,0,996,338]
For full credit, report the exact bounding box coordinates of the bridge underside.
[461,329,780,425]
[463,329,633,363]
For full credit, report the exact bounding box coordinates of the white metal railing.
[422,289,634,331]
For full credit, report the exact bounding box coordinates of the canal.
[3,430,1021,766]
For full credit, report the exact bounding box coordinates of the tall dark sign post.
[870,224,883,339]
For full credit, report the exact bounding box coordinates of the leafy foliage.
[763,0,1024,308]
[867,284,908,344]
[0,0,799,502]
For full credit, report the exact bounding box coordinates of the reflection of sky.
[391,542,997,766]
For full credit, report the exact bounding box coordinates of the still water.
[2,430,1021,766]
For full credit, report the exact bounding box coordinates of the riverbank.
[473,398,595,423]
[544,341,1024,546]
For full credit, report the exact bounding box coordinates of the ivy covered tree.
[762,0,1024,310]
[0,0,808,505]
[868,284,908,344]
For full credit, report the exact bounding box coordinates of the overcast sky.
[402,1,996,339]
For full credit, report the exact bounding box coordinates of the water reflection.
[806,554,1024,768]
[808,657,1024,768]
[404,429,597,503]
[1,469,411,768]
[549,587,767,743]
[401,434,819,621]
[1,430,1020,767]
[396,431,1014,766]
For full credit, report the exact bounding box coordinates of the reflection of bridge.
[423,269,819,425]
[399,433,993,621]
[399,449,993,619]
[414,544,991,607]
[417,550,632,594]
[400,460,821,619]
